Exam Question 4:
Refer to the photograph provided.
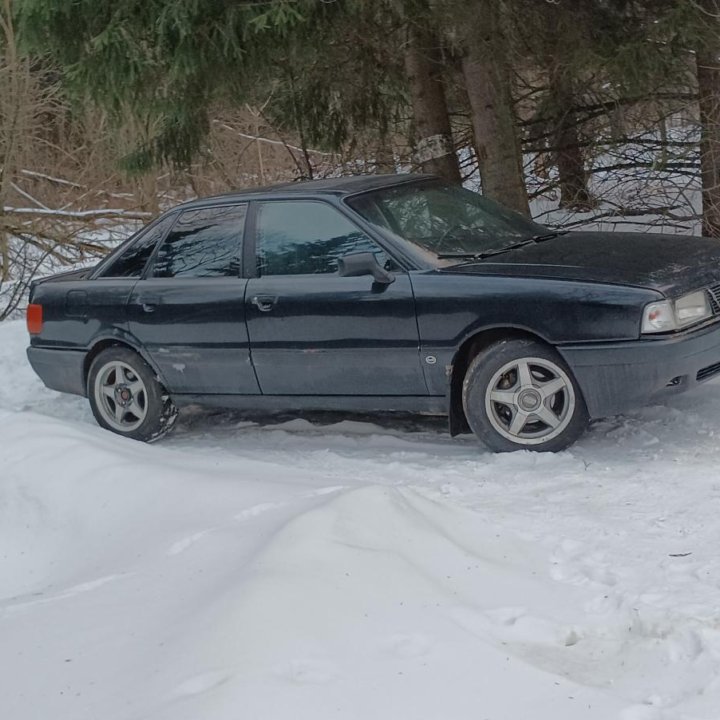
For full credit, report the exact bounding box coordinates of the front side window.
[102,214,175,278]
[255,200,392,276]
[152,204,247,279]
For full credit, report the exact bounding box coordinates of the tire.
[87,346,178,442]
[462,338,588,453]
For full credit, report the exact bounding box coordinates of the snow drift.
[2,320,720,719]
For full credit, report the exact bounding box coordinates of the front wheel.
[462,339,588,452]
[87,347,178,442]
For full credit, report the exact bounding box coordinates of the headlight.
[642,291,712,334]
[675,291,711,325]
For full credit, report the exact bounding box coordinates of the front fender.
[410,272,659,395]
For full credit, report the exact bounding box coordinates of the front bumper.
[559,321,720,419]
[27,346,87,397]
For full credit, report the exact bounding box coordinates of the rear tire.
[462,338,588,452]
[87,347,178,442]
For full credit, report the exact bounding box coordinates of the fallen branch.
[212,120,333,157]
[2,206,152,220]
[20,169,85,189]
[9,182,50,210]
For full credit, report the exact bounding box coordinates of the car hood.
[443,231,720,297]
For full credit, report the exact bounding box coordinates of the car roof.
[175,173,437,210]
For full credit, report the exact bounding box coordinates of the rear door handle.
[251,295,278,312]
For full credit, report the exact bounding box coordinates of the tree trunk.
[0,226,9,283]
[134,171,160,215]
[461,46,529,215]
[404,23,461,183]
[697,48,720,237]
[546,55,592,210]
[0,0,22,281]
[374,130,396,174]
[553,100,593,210]
[556,125,590,210]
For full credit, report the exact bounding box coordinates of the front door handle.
[139,295,161,313]
[251,295,278,312]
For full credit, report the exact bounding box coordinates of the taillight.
[27,303,43,335]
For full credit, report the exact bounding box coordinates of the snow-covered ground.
[3,319,720,720]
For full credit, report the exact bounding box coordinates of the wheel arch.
[83,336,168,392]
[448,326,554,436]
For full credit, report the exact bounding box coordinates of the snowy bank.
[2,320,720,719]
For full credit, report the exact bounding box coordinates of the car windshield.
[347,180,548,262]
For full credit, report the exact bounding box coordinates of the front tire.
[462,338,588,452]
[87,347,178,442]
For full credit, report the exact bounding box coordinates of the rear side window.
[102,214,175,278]
[152,204,247,279]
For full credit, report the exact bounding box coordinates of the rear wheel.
[462,338,588,452]
[88,347,178,442]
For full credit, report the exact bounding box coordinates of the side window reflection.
[102,214,175,278]
[255,201,393,276]
[153,204,247,279]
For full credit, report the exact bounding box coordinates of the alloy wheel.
[484,356,576,446]
[93,360,148,432]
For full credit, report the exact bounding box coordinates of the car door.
[126,203,260,396]
[244,199,427,396]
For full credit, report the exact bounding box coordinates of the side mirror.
[337,252,395,285]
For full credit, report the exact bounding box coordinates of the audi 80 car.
[25,173,720,451]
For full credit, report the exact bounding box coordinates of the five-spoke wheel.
[87,347,178,442]
[485,357,576,444]
[463,338,588,452]
[94,360,148,432]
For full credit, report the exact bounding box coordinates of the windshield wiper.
[437,239,534,260]
[437,230,569,261]
[527,230,569,242]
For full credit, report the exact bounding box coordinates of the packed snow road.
[2,319,720,720]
